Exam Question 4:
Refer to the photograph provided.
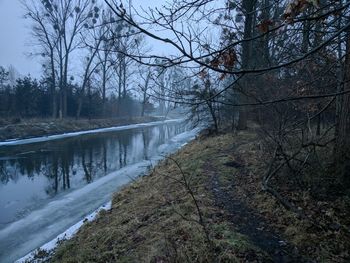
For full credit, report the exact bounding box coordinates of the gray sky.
[0,0,41,76]
[0,0,181,78]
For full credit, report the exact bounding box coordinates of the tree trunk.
[102,61,107,116]
[63,54,69,118]
[117,59,123,116]
[76,77,89,119]
[141,91,146,117]
[76,92,84,119]
[208,102,219,134]
[334,0,344,155]
[50,50,57,119]
[122,55,127,98]
[237,0,256,130]
[58,39,64,119]
[301,19,310,53]
[334,31,350,185]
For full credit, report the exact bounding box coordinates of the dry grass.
[51,133,255,263]
[42,127,350,262]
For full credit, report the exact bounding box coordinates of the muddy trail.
[207,161,308,263]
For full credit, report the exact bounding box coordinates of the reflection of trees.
[117,130,132,168]
[103,142,107,174]
[19,157,36,178]
[175,124,181,135]
[166,125,171,139]
[0,155,47,185]
[155,122,183,147]
[142,129,151,160]
[93,141,109,176]
[0,162,11,184]
[61,154,70,190]
[45,148,73,196]
[82,147,93,184]
[80,138,108,183]
[158,124,166,145]
[118,138,128,168]
[0,122,187,199]
[53,157,58,194]
[105,138,119,172]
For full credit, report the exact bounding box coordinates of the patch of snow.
[0,119,184,147]
[2,126,202,263]
[16,201,112,263]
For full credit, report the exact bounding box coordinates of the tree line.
[0,67,150,118]
[2,0,350,197]
[0,0,186,120]
[100,0,350,203]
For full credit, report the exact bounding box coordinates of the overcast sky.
[0,0,41,76]
[0,0,176,78]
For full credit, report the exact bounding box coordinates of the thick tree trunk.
[335,32,350,185]
[237,0,256,130]
[334,0,344,156]
[261,0,270,65]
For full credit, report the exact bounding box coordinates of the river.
[0,119,199,262]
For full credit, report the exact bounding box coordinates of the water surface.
[0,120,196,262]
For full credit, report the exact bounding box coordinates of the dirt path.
[206,161,307,263]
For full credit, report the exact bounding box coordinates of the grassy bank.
[34,127,349,262]
[0,116,163,141]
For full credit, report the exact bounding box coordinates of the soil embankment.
[0,116,163,141]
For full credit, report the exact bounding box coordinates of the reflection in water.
[0,122,186,227]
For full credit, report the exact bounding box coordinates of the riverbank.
[0,116,163,141]
[29,126,350,262]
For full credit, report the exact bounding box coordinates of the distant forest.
[0,67,152,119]
[0,0,188,120]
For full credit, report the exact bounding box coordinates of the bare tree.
[102,0,350,198]
[137,66,152,117]
[24,0,99,118]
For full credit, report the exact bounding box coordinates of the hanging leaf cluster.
[210,49,237,70]
[283,0,320,22]
[256,19,274,33]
